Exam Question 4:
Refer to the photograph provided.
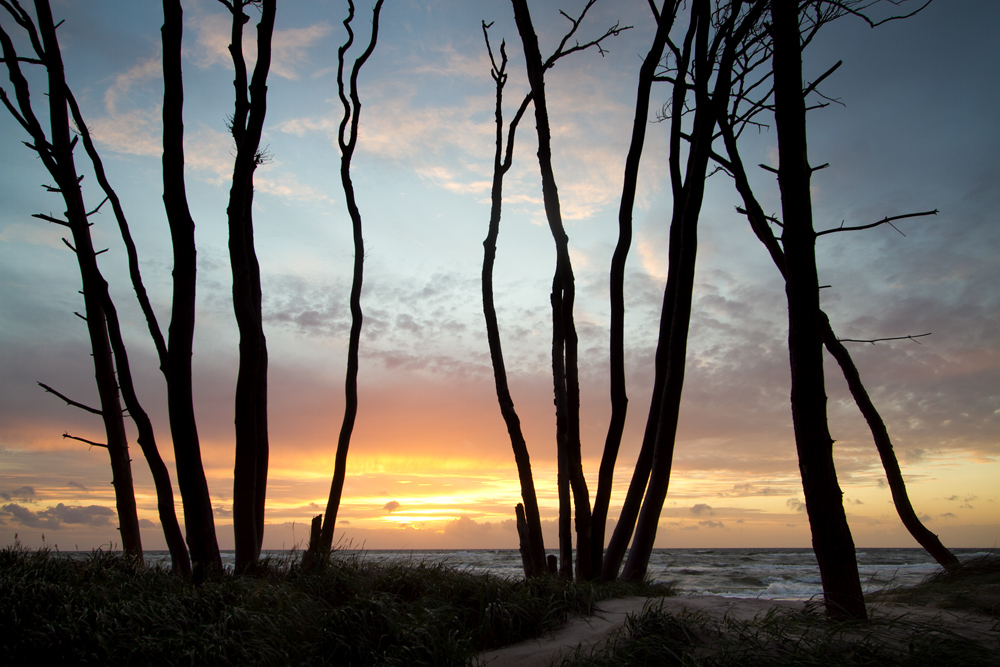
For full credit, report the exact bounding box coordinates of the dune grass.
[556,556,1000,667]
[0,541,671,666]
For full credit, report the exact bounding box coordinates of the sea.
[141,547,989,601]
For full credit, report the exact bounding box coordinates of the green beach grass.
[554,555,1000,667]
[0,540,669,666]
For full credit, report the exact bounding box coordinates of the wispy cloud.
[194,13,333,80]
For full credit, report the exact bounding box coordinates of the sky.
[1,0,997,555]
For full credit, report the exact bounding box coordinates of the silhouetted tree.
[161,0,223,574]
[614,0,770,584]
[480,21,547,578]
[509,0,627,581]
[711,8,956,572]
[593,0,678,579]
[0,0,142,559]
[769,0,866,619]
[218,0,275,574]
[306,0,385,566]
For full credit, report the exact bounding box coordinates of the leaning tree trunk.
[593,0,676,577]
[2,1,145,560]
[63,89,190,576]
[716,111,958,573]
[770,0,866,621]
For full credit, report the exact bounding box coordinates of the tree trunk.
[593,0,676,577]
[510,0,593,581]
[481,27,547,578]
[718,111,958,573]
[161,0,222,574]
[770,0,866,620]
[819,315,959,570]
[62,90,190,575]
[315,0,385,558]
[8,1,145,560]
[225,0,275,575]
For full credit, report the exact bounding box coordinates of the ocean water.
[148,547,988,601]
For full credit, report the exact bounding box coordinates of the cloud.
[67,481,88,491]
[698,520,725,529]
[383,500,400,512]
[720,483,785,497]
[0,486,36,502]
[0,503,114,529]
[194,14,333,80]
[786,498,806,513]
[690,503,714,516]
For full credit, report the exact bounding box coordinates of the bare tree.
[612,0,770,584]
[0,0,142,559]
[305,0,385,566]
[593,0,678,579]
[60,88,191,576]
[711,12,956,572]
[218,0,276,574]
[480,22,547,578]
[509,0,627,581]
[769,0,866,619]
[161,0,222,574]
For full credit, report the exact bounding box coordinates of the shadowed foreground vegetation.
[0,542,670,665]
[556,555,1000,667]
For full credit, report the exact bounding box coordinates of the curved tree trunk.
[480,26,547,578]
[312,0,385,561]
[718,108,958,573]
[593,0,677,577]
[161,0,222,574]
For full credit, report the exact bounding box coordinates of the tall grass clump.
[556,558,1000,667]
[0,542,667,666]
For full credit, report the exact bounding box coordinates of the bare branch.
[803,59,842,97]
[85,195,109,217]
[839,333,932,345]
[737,206,782,226]
[545,0,631,67]
[38,381,103,414]
[62,433,108,449]
[817,209,938,236]
[32,212,70,227]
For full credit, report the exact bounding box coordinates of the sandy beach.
[477,595,1000,666]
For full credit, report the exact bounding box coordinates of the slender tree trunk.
[593,0,677,577]
[481,27,547,578]
[819,316,959,569]
[510,0,593,581]
[770,0,866,620]
[61,90,189,574]
[224,0,275,575]
[5,1,144,560]
[314,0,385,558]
[161,0,222,574]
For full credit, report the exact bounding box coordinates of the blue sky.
[1,0,997,552]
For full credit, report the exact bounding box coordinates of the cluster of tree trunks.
[2,0,958,609]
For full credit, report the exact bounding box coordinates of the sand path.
[476,595,998,667]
